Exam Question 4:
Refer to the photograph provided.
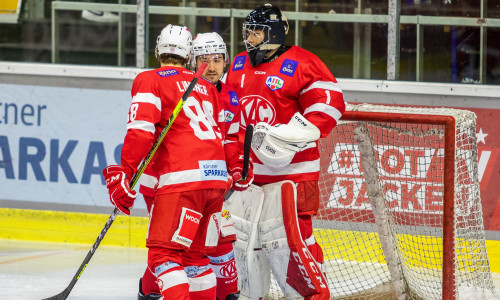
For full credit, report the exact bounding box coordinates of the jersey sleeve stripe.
[253,159,320,176]
[127,120,156,134]
[140,173,158,188]
[304,103,343,122]
[299,81,342,95]
[227,122,240,134]
[132,92,162,111]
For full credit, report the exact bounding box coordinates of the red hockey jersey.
[137,76,242,196]
[226,46,345,183]
[219,81,242,161]
[122,66,228,194]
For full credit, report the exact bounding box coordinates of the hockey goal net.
[267,103,498,300]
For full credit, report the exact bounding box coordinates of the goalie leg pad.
[260,181,330,299]
[224,185,271,299]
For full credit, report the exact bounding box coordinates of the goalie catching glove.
[102,165,137,215]
[251,112,321,168]
[228,153,254,191]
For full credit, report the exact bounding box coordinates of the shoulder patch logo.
[280,59,298,77]
[232,56,246,71]
[157,69,178,77]
[265,76,284,91]
[228,91,239,106]
[225,110,235,122]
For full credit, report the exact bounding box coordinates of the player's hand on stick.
[102,165,137,215]
[228,153,254,191]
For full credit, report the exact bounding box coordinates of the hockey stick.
[225,124,254,200]
[42,63,208,300]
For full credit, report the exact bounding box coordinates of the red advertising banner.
[470,107,500,232]
[318,105,500,232]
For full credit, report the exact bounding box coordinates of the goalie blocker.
[225,181,330,299]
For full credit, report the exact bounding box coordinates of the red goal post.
[267,104,498,300]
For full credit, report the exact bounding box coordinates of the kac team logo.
[280,59,298,77]
[157,69,178,77]
[232,56,246,71]
[266,76,284,91]
[239,95,277,128]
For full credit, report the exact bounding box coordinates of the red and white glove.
[102,165,137,215]
[228,153,254,192]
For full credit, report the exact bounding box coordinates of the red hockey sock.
[156,262,190,300]
[208,242,239,300]
[141,266,160,295]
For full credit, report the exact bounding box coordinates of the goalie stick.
[42,63,208,300]
[225,124,254,200]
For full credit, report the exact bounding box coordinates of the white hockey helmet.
[155,24,192,59]
[191,32,229,66]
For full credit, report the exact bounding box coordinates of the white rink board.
[0,83,146,209]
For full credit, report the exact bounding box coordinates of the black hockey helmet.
[243,3,289,67]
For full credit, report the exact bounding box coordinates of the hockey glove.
[228,153,254,192]
[102,165,137,215]
[251,112,321,168]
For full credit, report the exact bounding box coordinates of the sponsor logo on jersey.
[232,56,246,71]
[255,71,266,74]
[228,91,239,106]
[157,69,178,77]
[200,160,228,181]
[280,59,298,77]
[225,110,235,122]
[171,207,202,247]
[265,76,284,91]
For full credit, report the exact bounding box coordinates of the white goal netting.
[265,104,498,300]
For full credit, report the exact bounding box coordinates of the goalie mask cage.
[266,104,498,300]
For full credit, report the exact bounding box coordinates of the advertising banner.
[0,83,142,208]
[321,106,500,232]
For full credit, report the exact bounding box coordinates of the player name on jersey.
[176,81,208,96]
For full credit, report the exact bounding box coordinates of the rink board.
[1,207,499,273]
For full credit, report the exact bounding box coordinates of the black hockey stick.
[225,124,254,200]
[241,124,253,180]
[42,63,208,300]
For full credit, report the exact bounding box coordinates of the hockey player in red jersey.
[225,4,346,299]
[191,32,247,300]
[103,24,250,300]
[137,31,251,300]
